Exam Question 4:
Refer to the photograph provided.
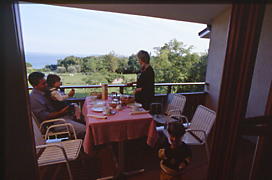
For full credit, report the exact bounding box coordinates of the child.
[46,74,81,120]
[158,122,192,180]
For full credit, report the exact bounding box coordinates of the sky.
[19,3,210,57]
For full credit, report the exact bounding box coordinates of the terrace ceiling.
[56,4,230,25]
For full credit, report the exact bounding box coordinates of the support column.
[207,3,265,180]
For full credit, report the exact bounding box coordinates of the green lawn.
[58,73,87,86]
[58,73,136,98]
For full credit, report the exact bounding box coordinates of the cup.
[116,104,123,111]
[103,106,111,115]
[132,105,139,112]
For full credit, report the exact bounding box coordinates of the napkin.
[87,114,107,119]
[130,111,149,115]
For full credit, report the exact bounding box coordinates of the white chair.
[162,105,216,162]
[152,94,188,125]
[32,112,75,140]
[32,117,82,180]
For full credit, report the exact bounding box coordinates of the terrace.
[3,1,272,180]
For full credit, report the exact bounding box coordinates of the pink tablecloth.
[82,96,158,155]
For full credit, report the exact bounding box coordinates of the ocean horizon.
[24,52,99,69]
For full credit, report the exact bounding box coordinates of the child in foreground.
[158,122,192,180]
[46,74,81,120]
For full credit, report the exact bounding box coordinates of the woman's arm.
[126,82,136,86]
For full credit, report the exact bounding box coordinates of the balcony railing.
[28,82,208,119]
[28,82,207,94]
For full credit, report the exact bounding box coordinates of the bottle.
[101,83,108,100]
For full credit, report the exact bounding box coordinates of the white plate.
[127,103,142,108]
[93,101,106,107]
[91,107,104,112]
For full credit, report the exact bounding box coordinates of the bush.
[56,66,66,73]
[67,66,77,73]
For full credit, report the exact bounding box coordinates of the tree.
[151,39,207,93]
[127,54,140,73]
[81,56,95,73]
[57,56,79,71]
[67,66,77,73]
[56,66,66,73]
[44,64,58,71]
[116,57,129,73]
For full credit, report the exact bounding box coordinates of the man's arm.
[45,106,69,119]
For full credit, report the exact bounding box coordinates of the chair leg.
[65,161,74,180]
[204,143,210,162]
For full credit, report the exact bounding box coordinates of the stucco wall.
[205,8,231,111]
[205,5,272,117]
[246,5,272,117]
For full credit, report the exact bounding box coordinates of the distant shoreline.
[24,52,100,69]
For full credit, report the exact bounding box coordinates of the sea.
[24,52,92,69]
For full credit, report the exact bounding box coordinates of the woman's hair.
[137,50,150,64]
[46,74,61,87]
[167,122,186,138]
[28,72,45,87]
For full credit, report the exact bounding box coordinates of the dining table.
[82,96,158,179]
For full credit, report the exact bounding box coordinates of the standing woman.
[128,50,155,110]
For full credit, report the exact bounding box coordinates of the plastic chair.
[162,105,216,162]
[152,94,188,125]
[32,116,82,180]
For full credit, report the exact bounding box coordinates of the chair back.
[189,105,216,141]
[165,94,186,115]
[32,113,45,147]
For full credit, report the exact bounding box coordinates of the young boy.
[158,122,192,180]
[46,74,81,120]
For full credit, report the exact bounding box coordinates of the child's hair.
[47,74,61,87]
[167,122,186,138]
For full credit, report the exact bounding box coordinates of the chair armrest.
[186,129,207,143]
[167,109,182,115]
[169,114,189,125]
[40,118,66,131]
[45,123,77,140]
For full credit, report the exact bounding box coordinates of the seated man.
[28,72,85,139]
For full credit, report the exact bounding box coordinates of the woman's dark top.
[135,65,155,110]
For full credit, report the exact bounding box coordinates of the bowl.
[109,101,118,108]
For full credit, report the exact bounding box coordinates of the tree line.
[27,39,207,92]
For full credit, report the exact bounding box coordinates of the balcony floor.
[39,136,254,180]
